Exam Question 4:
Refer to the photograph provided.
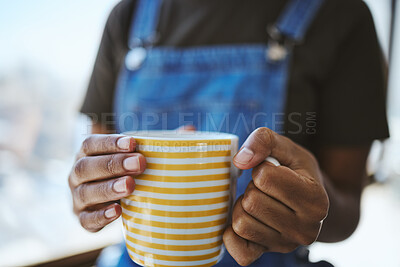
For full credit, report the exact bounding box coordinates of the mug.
[121,130,239,267]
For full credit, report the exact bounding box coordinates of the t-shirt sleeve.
[316,1,389,146]
[80,0,134,124]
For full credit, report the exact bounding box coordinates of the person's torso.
[112,0,328,266]
[106,0,346,149]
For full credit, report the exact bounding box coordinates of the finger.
[74,176,135,210]
[81,135,136,156]
[79,203,121,232]
[176,125,197,132]
[232,196,299,253]
[71,153,146,186]
[232,196,280,244]
[241,181,297,233]
[252,163,328,220]
[233,127,318,175]
[223,225,265,266]
[241,182,320,245]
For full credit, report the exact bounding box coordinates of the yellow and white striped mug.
[121,130,239,267]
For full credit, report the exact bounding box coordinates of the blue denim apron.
[105,0,333,266]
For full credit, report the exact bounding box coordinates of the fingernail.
[104,207,117,219]
[117,137,132,150]
[113,179,127,193]
[234,147,254,164]
[123,156,140,171]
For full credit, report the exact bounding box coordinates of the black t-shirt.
[81,0,389,150]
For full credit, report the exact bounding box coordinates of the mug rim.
[123,130,239,141]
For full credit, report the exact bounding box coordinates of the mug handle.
[265,156,280,166]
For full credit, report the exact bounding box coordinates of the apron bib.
[111,0,328,266]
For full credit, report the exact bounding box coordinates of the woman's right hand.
[68,135,146,232]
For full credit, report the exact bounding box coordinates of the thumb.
[233,127,310,170]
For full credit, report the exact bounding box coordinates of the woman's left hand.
[223,127,329,266]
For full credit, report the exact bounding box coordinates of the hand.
[223,128,329,266]
[68,135,146,232]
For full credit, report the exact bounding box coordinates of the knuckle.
[284,217,319,246]
[320,194,330,218]
[302,234,317,246]
[102,135,115,151]
[252,168,271,193]
[106,154,119,176]
[79,211,104,233]
[304,149,318,165]
[314,205,329,221]
[254,127,274,146]
[99,180,114,200]
[309,194,329,221]
[74,157,86,179]
[82,137,92,155]
[237,256,255,267]
[76,186,88,207]
[78,213,86,228]
[283,216,300,237]
[79,212,92,232]
[68,173,75,189]
[93,210,106,230]
[232,216,249,238]
[294,231,317,246]
[72,205,80,216]
[242,188,258,215]
[238,243,265,266]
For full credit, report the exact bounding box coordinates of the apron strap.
[128,0,325,48]
[128,0,163,48]
[274,0,325,43]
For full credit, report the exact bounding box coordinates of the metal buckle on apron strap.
[266,25,300,62]
[125,46,147,71]
[125,33,160,71]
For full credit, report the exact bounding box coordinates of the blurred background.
[0,0,399,266]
